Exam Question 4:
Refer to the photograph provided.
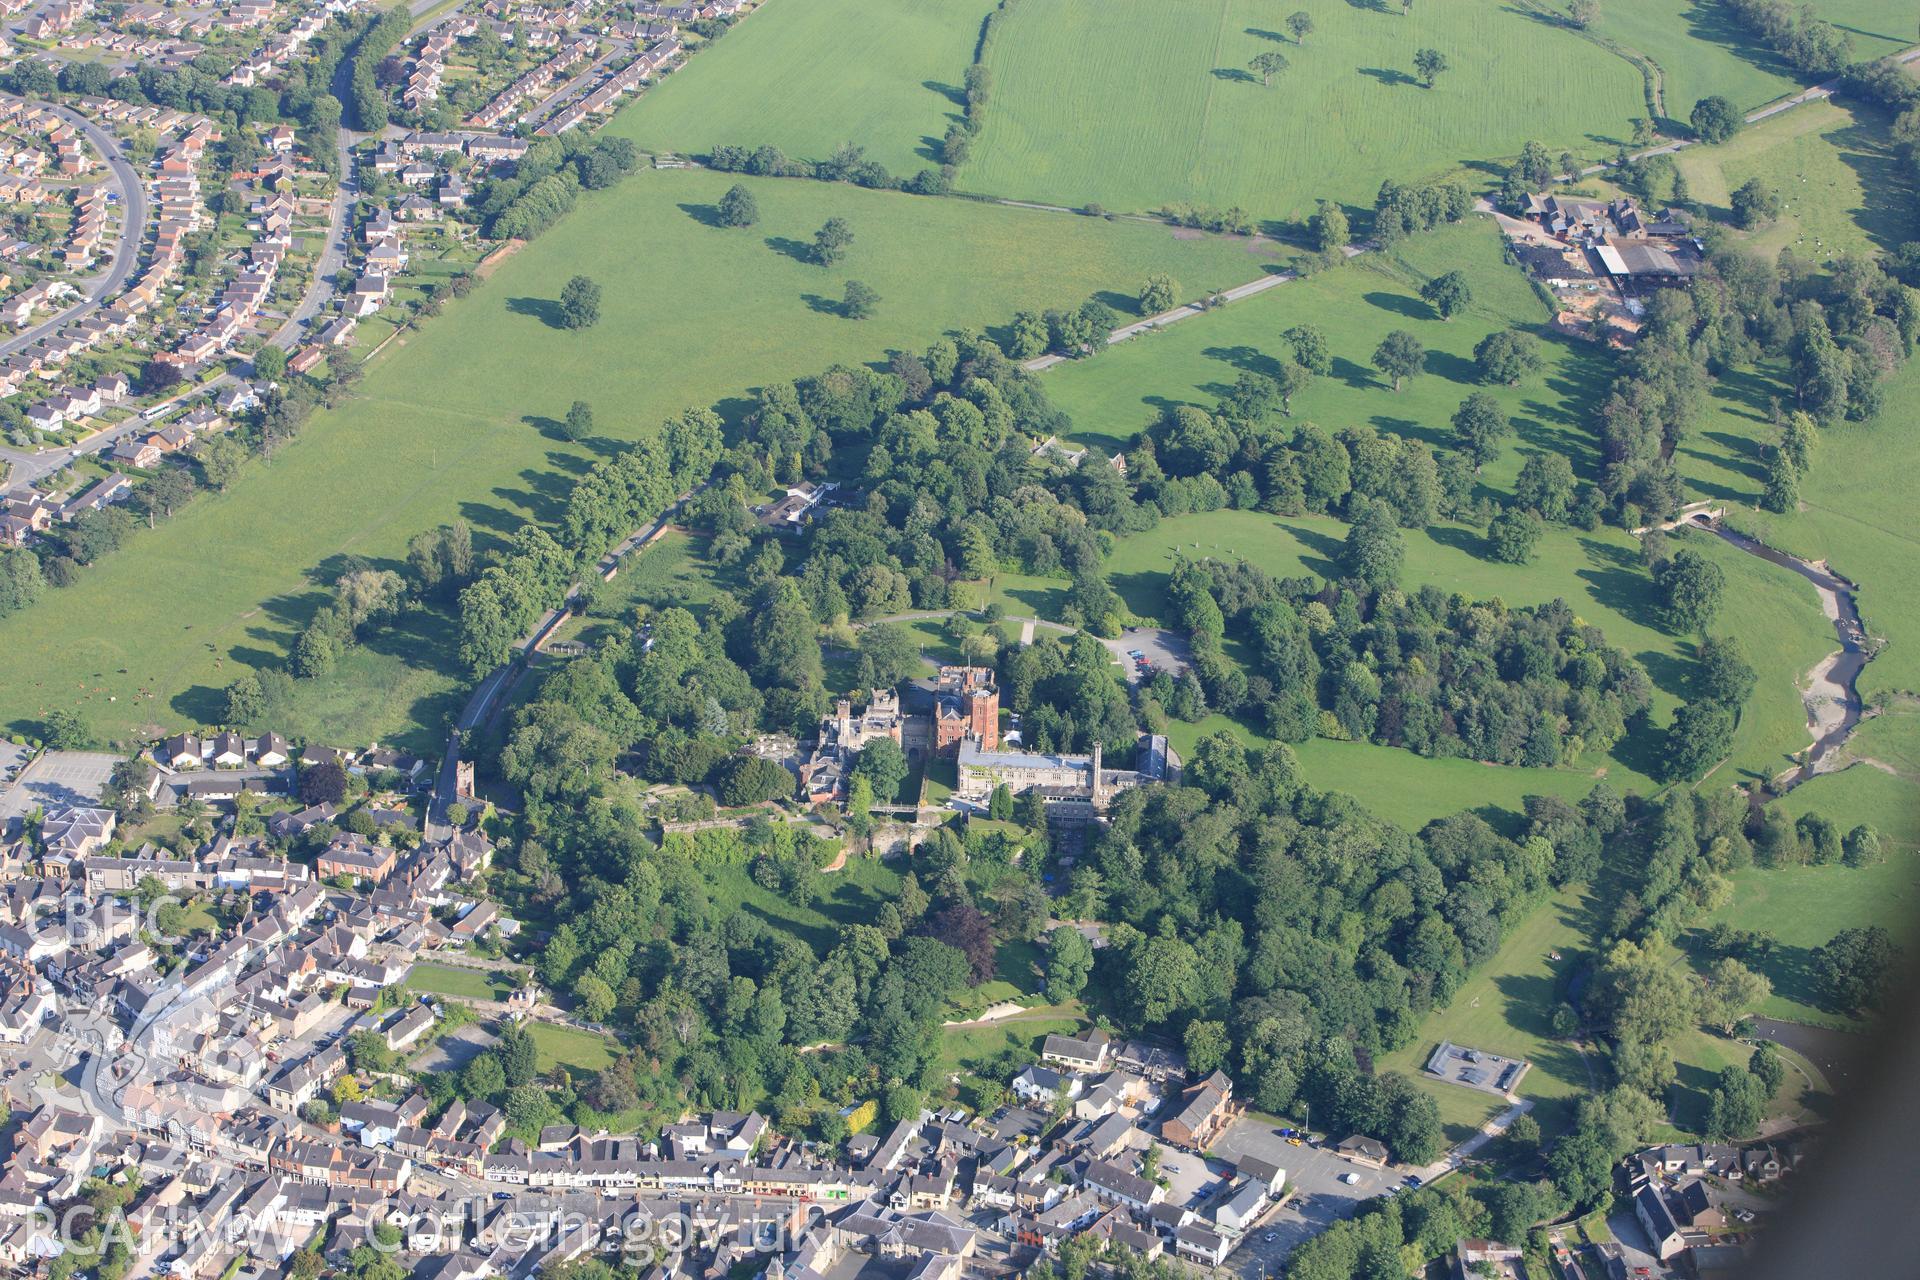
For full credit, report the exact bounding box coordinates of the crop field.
[1672,98,1918,262]
[961,0,1644,219]
[0,168,1286,749]
[611,0,996,177]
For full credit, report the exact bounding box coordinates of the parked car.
[1341,1172,1361,1185]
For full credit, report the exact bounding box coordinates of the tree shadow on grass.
[168,684,226,726]
[676,200,725,229]
[505,296,563,329]
[1212,67,1259,84]
[1425,349,1479,384]
[1576,563,1665,631]
[1331,354,1376,389]
[1609,709,1668,779]
[1247,27,1290,42]
[764,235,813,264]
[1202,343,1284,378]
[923,78,966,108]
[1363,290,1427,319]
[456,499,527,543]
[1357,66,1417,88]
[800,293,843,317]
[521,413,565,440]
[1094,289,1136,316]
[1428,523,1492,561]
[1287,521,1345,578]
[1371,412,1449,455]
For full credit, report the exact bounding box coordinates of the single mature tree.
[1285,323,1332,374]
[853,737,908,802]
[811,217,854,266]
[300,759,349,805]
[1250,50,1290,86]
[1475,328,1542,384]
[1341,496,1404,587]
[842,279,879,319]
[1695,635,1757,707]
[1843,823,1884,867]
[1567,0,1599,27]
[1487,506,1542,564]
[1413,47,1449,87]
[1661,699,1735,781]
[1308,199,1349,255]
[1452,391,1511,468]
[1045,926,1094,1002]
[1690,95,1742,143]
[558,274,601,329]
[1704,957,1771,1033]
[1761,450,1799,513]
[1286,10,1314,42]
[1373,329,1425,390]
[1730,177,1782,228]
[560,400,594,442]
[716,183,760,228]
[1420,269,1471,319]
[1705,1066,1765,1140]
[1138,273,1177,313]
[1654,546,1725,632]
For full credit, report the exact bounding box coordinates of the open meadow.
[0,168,1285,750]
[609,0,996,177]
[1671,97,1917,262]
[1598,0,1911,118]
[961,0,1644,218]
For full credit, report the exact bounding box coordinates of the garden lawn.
[528,1022,619,1074]
[0,167,1283,749]
[701,854,903,955]
[405,961,516,1002]
[1671,97,1918,261]
[1376,886,1600,1140]
[610,0,997,178]
[962,0,1643,219]
[935,1007,1082,1080]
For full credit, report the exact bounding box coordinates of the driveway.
[0,749,120,831]
[1211,1118,1398,1276]
[1607,1208,1677,1277]
[1104,625,1190,685]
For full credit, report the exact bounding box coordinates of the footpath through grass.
[0,168,1283,750]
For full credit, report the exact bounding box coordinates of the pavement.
[1103,625,1190,686]
[0,96,148,361]
[1210,1119,1398,1277]
[0,749,120,831]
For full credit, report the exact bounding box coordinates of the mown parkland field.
[0,168,1286,750]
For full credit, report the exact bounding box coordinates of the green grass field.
[962,0,1644,219]
[1097,504,1832,799]
[405,961,516,1001]
[701,855,904,955]
[1598,0,1910,118]
[935,1008,1083,1080]
[1376,887,1599,1140]
[1046,222,1602,496]
[1673,98,1918,261]
[0,168,1288,750]
[553,529,746,649]
[528,1022,619,1074]
[611,0,996,177]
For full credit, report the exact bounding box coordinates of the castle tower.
[969,686,999,750]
